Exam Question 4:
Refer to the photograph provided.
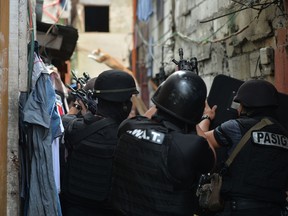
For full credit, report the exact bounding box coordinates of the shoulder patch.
[126,129,165,144]
[252,131,288,150]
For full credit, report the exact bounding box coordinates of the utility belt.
[224,198,280,211]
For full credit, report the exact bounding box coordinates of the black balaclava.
[97,98,132,123]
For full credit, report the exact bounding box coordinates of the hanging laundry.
[137,0,153,22]
[23,52,62,216]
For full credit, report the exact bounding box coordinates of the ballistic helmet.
[94,70,139,102]
[234,79,278,108]
[83,77,97,91]
[151,71,207,125]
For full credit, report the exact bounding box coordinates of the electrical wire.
[254,55,261,77]
[136,0,280,69]
[146,0,279,45]
[27,0,35,93]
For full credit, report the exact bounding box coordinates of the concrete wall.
[110,0,133,33]
[75,0,133,78]
[7,0,22,214]
[76,32,132,78]
[76,0,132,33]
[7,0,28,214]
[142,0,287,93]
[0,0,27,214]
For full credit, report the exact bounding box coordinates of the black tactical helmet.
[83,77,97,91]
[234,79,278,108]
[151,71,207,125]
[94,70,139,102]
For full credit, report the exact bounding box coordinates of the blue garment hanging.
[23,53,62,216]
[137,0,153,22]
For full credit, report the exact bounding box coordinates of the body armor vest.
[221,117,288,203]
[112,116,206,216]
[66,119,118,201]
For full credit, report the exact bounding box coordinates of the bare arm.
[90,48,134,77]
[144,105,157,118]
[197,100,221,149]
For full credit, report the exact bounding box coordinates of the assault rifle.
[67,71,97,114]
[71,70,91,89]
[66,84,98,114]
[152,48,199,88]
[172,48,198,75]
[152,46,168,86]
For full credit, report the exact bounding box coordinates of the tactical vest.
[221,117,288,203]
[66,119,118,201]
[112,116,205,216]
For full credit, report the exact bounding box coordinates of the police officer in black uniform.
[61,69,139,216]
[201,79,288,216]
[111,71,216,216]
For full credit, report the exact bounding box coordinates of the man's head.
[93,69,139,102]
[93,70,139,122]
[151,71,207,125]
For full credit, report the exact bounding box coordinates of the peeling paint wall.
[75,0,133,78]
[6,0,27,213]
[110,0,133,33]
[1,0,28,214]
[141,0,287,94]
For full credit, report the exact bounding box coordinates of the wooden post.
[0,0,9,214]
[275,26,288,94]
[274,1,288,94]
[132,0,137,78]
